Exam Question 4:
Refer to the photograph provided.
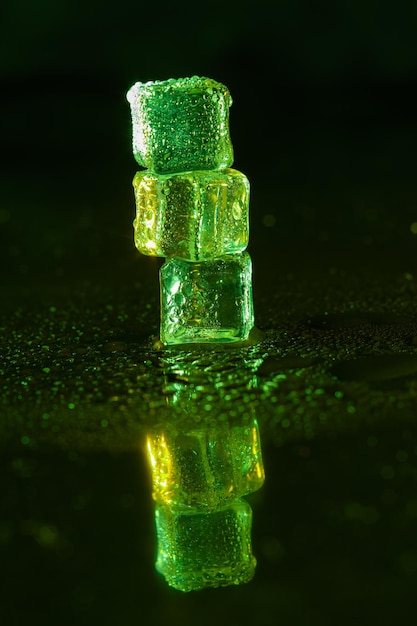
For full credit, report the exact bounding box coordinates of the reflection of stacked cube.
[146,420,265,591]
[127,76,254,344]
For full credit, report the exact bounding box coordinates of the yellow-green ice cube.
[126,76,233,173]
[132,168,249,261]
[146,420,264,509]
[159,252,254,345]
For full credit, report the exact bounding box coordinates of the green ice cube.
[146,420,264,509]
[132,168,249,261]
[159,252,254,345]
[126,76,233,173]
[155,499,256,592]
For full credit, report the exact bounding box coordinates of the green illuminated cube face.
[146,420,264,509]
[159,252,254,345]
[126,76,234,173]
[155,499,256,591]
[132,168,249,261]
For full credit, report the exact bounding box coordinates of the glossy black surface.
[2,3,417,624]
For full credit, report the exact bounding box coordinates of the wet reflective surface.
[3,115,417,622]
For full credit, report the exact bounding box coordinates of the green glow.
[132,168,249,261]
[155,499,256,592]
[160,252,254,344]
[126,76,233,173]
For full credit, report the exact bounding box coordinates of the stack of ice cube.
[127,76,254,344]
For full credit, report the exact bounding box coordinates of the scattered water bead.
[126,76,233,173]
[331,353,417,382]
[146,419,264,509]
[132,168,249,261]
[159,252,254,345]
[155,499,256,592]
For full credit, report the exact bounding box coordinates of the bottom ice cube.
[160,252,254,345]
[155,499,256,591]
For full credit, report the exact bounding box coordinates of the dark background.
[2,2,417,625]
[2,0,417,283]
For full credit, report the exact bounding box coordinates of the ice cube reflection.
[144,349,265,592]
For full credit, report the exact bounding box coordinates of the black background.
[2,0,417,280]
[2,2,417,625]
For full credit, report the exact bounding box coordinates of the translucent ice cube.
[146,419,264,509]
[160,252,254,345]
[155,499,256,591]
[126,76,233,173]
[132,168,249,261]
